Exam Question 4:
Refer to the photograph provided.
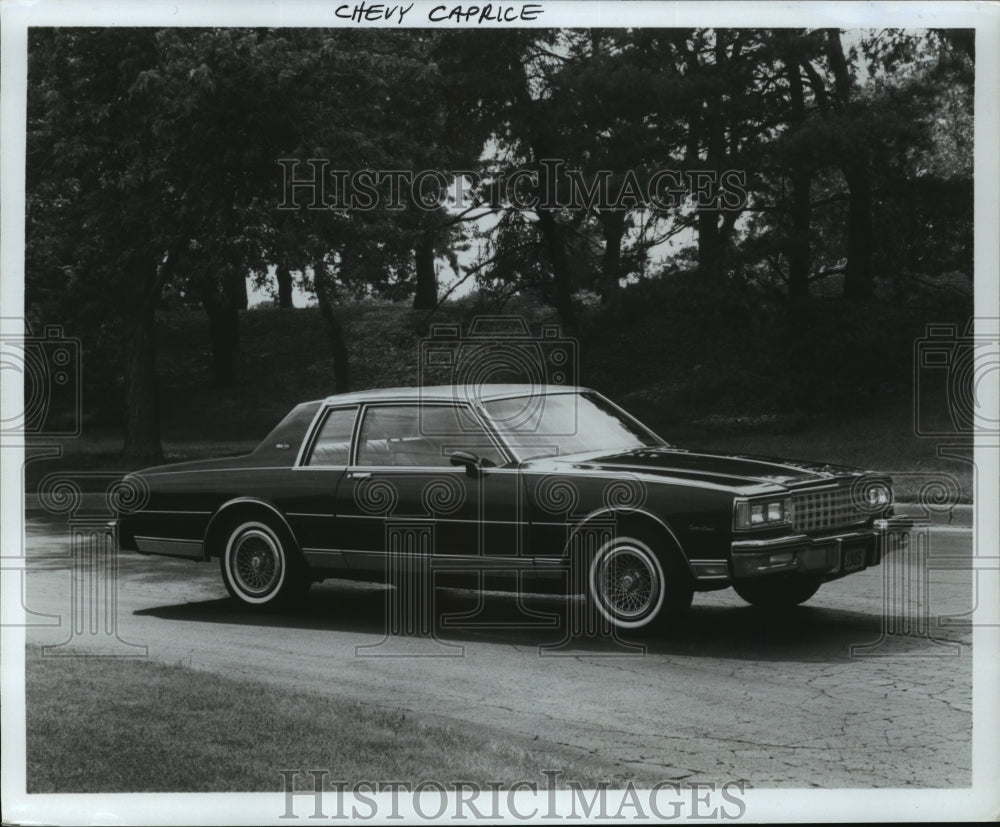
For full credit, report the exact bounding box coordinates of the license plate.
[843,546,865,572]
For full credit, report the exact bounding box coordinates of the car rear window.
[250,401,321,464]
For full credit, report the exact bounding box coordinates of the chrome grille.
[793,488,868,533]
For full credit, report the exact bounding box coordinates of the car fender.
[203,496,300,561]
[563,506,696,579]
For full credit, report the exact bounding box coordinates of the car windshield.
[482,391,664,461]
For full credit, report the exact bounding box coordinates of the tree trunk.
[697,212,725,279]
[825,30,874,302]
[787,171,812,299]
[683,35,730,282]
[841,162,874,301]
[121,301,162,463]
[598,211,625,305]
[201,269,242,388]
[684,116,729,281]
[228,268,248,310]
[313,260,351,394]
[510,55,577,334]
[412,230,438,309]
[276,263,294,309]
[203,296,239,387]
[785,58,812,299]
[119,245,184,463]
[535,208,577,334]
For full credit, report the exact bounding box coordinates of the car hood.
[522,447,868,492]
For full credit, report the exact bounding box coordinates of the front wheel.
[220,519,308,609]
[733,575,821,609]
[588,538,693,630]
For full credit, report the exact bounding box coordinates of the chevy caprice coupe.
[116,385,911,629]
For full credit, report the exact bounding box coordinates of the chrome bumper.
[730,516,912,579]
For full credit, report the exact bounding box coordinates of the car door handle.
[346,471,371,480]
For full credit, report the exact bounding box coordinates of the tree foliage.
[25,26,973,457]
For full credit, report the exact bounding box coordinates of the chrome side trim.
[339,465,468,474]
[134,536,204,559]
[334,513,527,525]
[132,508,212,516]
[424,554,533,570]
[140,466,292,477]
[339,548,535,572]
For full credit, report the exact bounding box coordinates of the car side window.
[357,405,503,467]
[306,407,358,466]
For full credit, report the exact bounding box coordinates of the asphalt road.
[19,515,974,789]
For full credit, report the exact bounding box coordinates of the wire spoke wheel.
[600,550,656,619]
[222,521,289,605]
[589,540,666,629]
[233,530,281,595]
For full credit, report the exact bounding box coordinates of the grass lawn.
[24,646,632,793]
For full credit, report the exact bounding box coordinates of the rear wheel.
[587,537,693,630]
[733,575,821,609]
[220,519,309,609]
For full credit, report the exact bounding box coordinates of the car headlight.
[734,497,794,530]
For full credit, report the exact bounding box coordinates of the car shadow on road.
[134,579,969,663]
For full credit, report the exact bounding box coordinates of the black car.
[115,385,911,629]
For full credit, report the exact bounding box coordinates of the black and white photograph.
[1,1,998,823]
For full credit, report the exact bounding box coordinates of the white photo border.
[2,2,998,823]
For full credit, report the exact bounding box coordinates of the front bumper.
[730,515,913,580]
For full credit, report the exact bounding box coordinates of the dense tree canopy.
[25,27,974,459]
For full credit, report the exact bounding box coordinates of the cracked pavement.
[17,515,974,789]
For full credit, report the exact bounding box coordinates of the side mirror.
[449,450,482,477]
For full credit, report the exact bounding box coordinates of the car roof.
[317,384,591,406]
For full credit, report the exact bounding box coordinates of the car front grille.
[793,488,868,533]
